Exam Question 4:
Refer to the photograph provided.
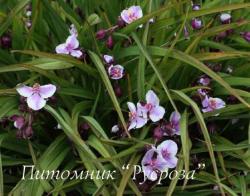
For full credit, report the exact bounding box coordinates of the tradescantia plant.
[0,0,250,195]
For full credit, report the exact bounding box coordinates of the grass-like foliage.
[0,0,250,195]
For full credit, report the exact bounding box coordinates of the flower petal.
[16,85,33,97]
[149,106,165,122]
[27,93,46,111]
[70,50,82,58]
[136,117,147,129]
[128,120,136,130]
[164,155,178,168]
[55,43,69,54]
[66,35,79,49]
[127,102,136,113]
[130,6,143,18]
[170,111,181,125]
[146,90,159,106]
[157,140,178,156]
[39,84,56,98]
[120,10,131,24]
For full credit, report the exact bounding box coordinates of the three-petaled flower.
[121,6,143,24]
[55,24,82,58]
[202,96,226,113]
[16,83,56,111]
[138,90,165,122]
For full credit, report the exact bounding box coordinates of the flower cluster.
[127,90,165,130]
[56,24,83,58]
[193,73,226,114]
[141,140,178,181]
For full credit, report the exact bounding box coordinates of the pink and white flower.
[138,90,165,122]
[141,148,168,181]
[157,140,178,168]
[56,25,82,58]
[108,65,124,80]
[55,34,82,58]
[121,6,143,24]
[127,102,147,130]
[16,83,56,111]
[202,96,226,113]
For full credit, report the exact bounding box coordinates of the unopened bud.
[191,18,202,30]
[106,35,114,49]
[96,29,106,40]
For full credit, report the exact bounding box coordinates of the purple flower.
[169,111,181,135]
[108,65,124,80]
[157,140,178,168]
[55,33,82,58]
[127,102,147,130]
[138,90,165,122]
[202,96,226,113]
[120,5,143,24]
[241,32,250,42]
[220,13,231,24]
[16,83,56,111]
[103,54,114,64]
[191,18,202,30]
[141,148,168,181]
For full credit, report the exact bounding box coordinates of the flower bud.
[25,20,32,29]
[114,84,122,97]
[10,115,26,130]
[96,29,106,40]
[198,75,211,86]
[16,129,23,139]
[23,126,33,139]
[78,122,90,140]
[153,126,164,141]
[191,18,202,30]
[106,35,114,49]
[192,4,201,11]
[220,13,231,24]
[0,34,11,49]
